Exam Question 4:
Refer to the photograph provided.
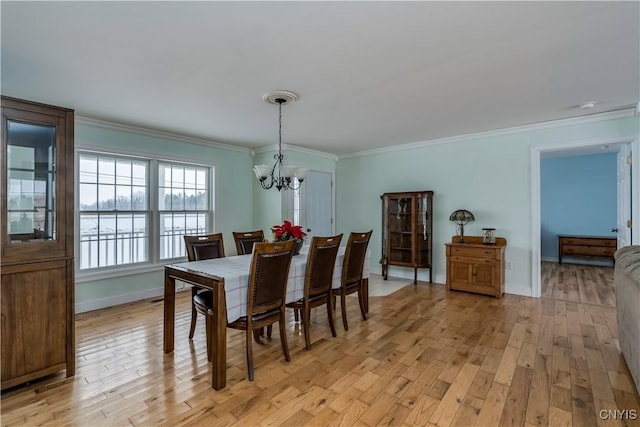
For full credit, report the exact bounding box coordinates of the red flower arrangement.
[271,220,307,243]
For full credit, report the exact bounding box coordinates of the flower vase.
[294,239,303,256]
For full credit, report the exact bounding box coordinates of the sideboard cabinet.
[445,235,506,298]
[381,191,433,284]
[1,96,75,389]
[558,234,616,264]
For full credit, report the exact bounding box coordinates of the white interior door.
[300,170,333,238]
[617,144,632,248]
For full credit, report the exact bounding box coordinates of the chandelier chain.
[252,91,306,191]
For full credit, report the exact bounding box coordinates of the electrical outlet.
[506,261,512,270]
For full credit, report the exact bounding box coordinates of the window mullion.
[149,159,158,264]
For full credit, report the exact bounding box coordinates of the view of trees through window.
[78,153,211,270]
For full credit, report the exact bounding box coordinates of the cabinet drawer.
[562,245,616,257]
[561,237,616,247]
[450,256,496,264]
[450,246,497,259]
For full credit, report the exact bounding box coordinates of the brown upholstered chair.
[232,230,265,255]
[286,234,342,351]
[183,233,225,359]
[226,240,295,381]
[332,230,372,331]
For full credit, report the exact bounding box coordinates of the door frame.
[530,136,639,298]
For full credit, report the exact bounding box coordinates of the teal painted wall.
[335,116,639,296]
[75,126,336,312]
[75,122,255,311]
[541,153,617,259]
[74,115,638,310]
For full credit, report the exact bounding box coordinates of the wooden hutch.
[1,97,75,389]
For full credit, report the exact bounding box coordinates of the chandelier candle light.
[253,91,308,191]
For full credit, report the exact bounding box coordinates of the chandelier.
[253,91,307,191]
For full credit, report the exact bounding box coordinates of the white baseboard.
[75,288,164,314]
[75,281,191,314]
[383,265,441,283]
[541,256,614,267]
[505,283,535,298]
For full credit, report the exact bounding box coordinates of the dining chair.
[225,240,296,381]
[332,230,372,331]
[183,233,225,358]
[286,234,343,351]
[232,230,265,255]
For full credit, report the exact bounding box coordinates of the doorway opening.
[531,137,638,299]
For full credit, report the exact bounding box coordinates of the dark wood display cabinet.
[380,191,433,284]
[1,96,75,390]
[445,235,507,298]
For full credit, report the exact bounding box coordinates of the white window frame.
[157,161,211,261]
[77,152,151,271]
[76,148,214,282]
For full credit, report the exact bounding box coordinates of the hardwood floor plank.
[499,365,533,426]
[1,278,637,426]
[476,381,510,426]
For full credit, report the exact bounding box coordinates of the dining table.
[163,245,370,390]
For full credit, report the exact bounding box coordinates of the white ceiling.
[2,1,638,156]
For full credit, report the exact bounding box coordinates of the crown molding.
[75,115,253,154]
[338,108,637,159]
[253,143,338,161]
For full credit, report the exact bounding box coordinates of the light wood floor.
[2,283,639,426]
[541,262,615,306]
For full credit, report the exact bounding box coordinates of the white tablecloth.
[172,246,370,323]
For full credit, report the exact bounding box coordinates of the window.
[159,163,209,259]
[78,153,149,269]
[77,152,212,273]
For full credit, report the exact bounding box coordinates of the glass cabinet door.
[416,194,431,266]
[387,196,413,264]
[6,121,56,242]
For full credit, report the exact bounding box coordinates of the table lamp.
[449,209,475,243]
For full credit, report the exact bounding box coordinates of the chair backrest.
[183,233,225,261]
[247,240,295,318]
[305,234,343,298]
[233,230,265,255]
[341,231,373,288]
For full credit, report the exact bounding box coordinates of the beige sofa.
[615,245,640,394]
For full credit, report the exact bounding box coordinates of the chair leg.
[253,329,264,344]
[326,299,337,337]
[294,309,299,322]
[279,314,291,362]
[246,328,254,381]
[357,287,367,321]
[188,288,198,339]
[205,313,212,362]
[341,293,349,331]
[267,325,273,338]
[302,308,311,351]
